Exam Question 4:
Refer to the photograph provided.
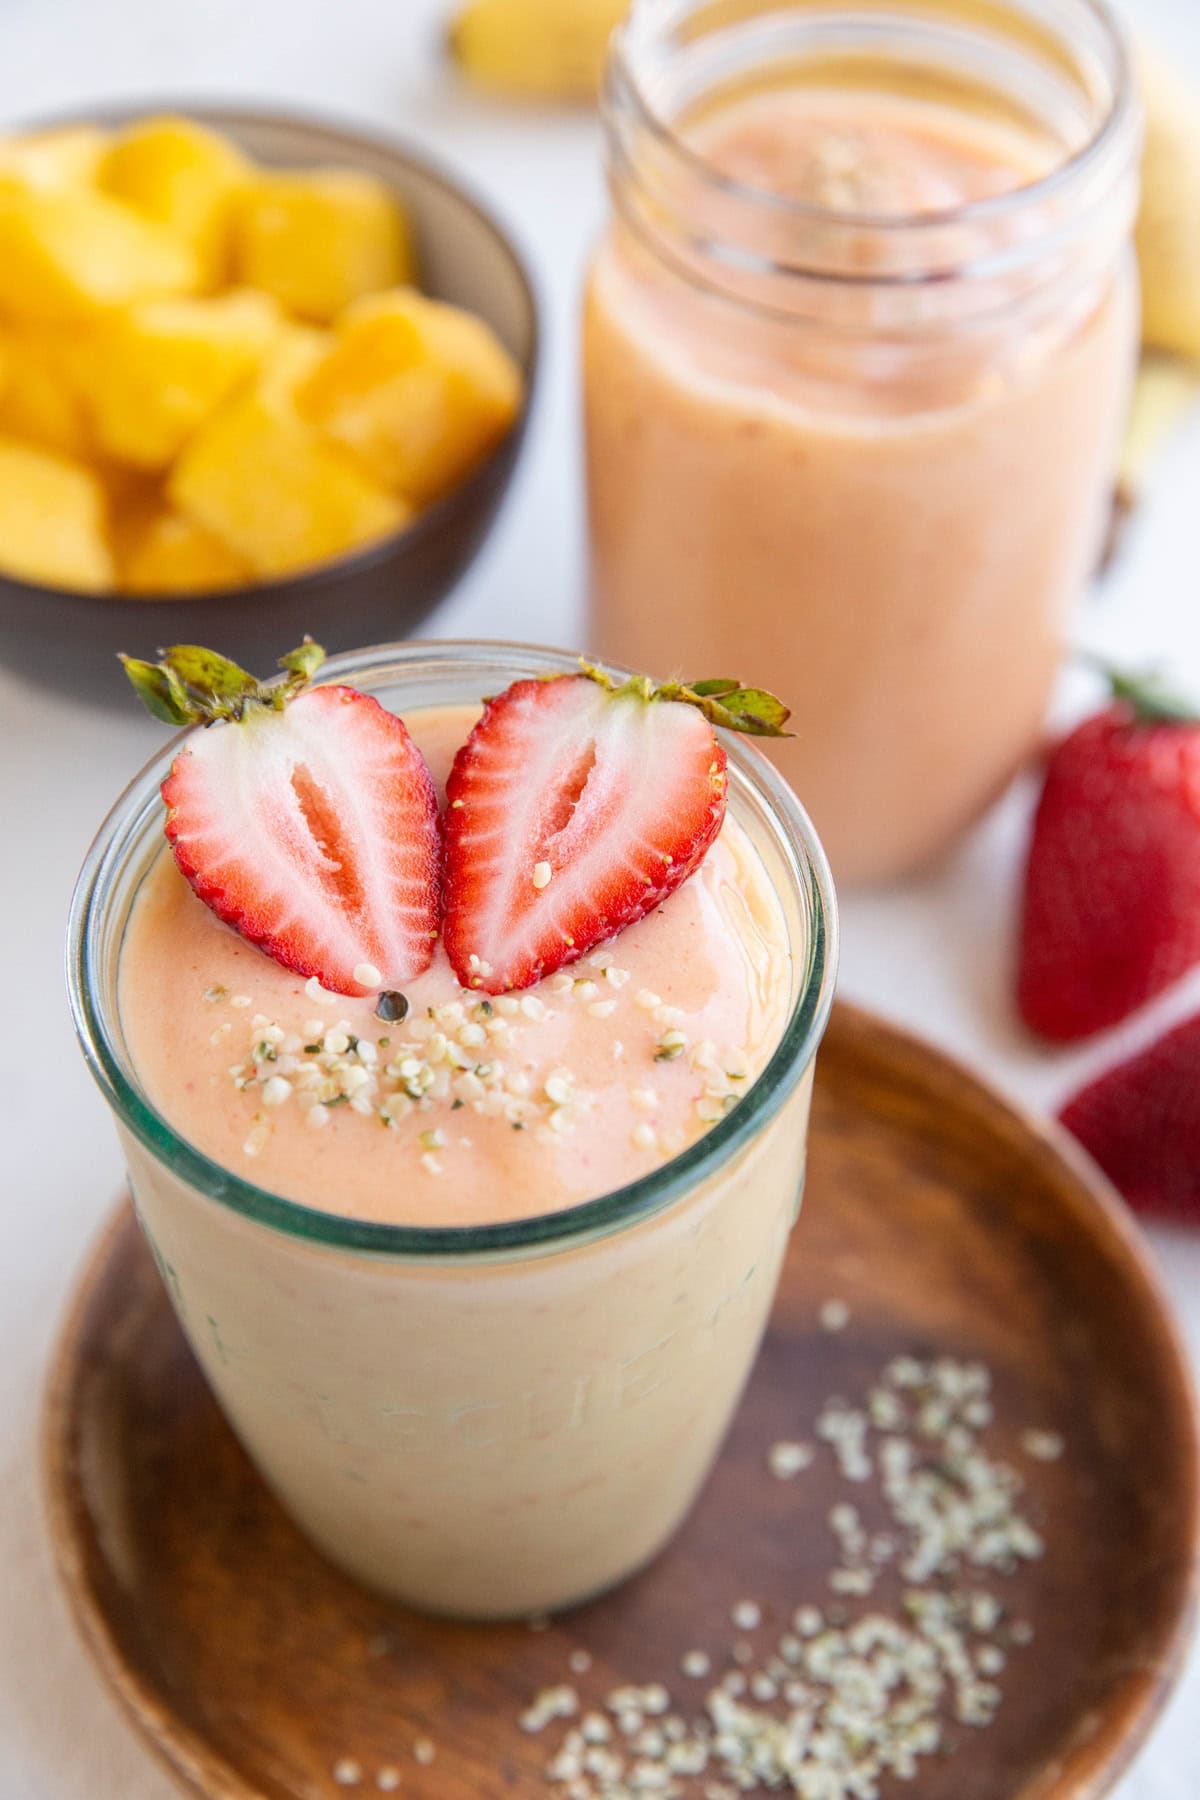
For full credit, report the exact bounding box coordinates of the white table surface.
[2,1,1199,1794]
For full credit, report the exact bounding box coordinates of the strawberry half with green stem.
[442,665,790,995]
[1017,664,1200,1042]
[122,640,441,997]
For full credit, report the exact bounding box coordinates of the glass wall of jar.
[584,0,1140,882]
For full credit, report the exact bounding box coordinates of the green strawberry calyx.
[120,639,326,728]
[1085,655,1200,726]
[121,643,794,740]
[577,660,792,738]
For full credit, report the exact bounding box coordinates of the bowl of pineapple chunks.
[0,104,537,697]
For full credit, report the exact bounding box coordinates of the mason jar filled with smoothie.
[584,0,1140,882]
[69,640,836,1619]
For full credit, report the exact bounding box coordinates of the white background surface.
[1,1,1199,1795]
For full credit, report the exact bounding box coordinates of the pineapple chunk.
[121,506,252,593]
[0,188,197,323]
[102,466,163,564]
[169,389,409,577]
[99,115,249,290]
[232,168,414,322]
[0,125,108,193]
[68,289,283,469]
[255,322,333,407]
[0,329,91,458]
[297,288,522,503]
[0,436,113,591]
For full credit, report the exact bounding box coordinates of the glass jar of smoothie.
[584,0,1140,882]
[68,641,836,1620]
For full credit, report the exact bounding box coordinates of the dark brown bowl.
[0,103,539,704]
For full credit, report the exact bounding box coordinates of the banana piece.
[1119,356,1200,503]
[1137,52,1200,362]
[448,0,627,102]
[1100,354,1199,567]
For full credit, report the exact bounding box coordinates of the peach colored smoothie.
[586,79,1139,882]
[120,705,793,1222]
[95,666,831,1619]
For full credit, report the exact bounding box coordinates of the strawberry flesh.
[162,684,441,995]
[442,675,728,993]
[1017,704,1200,1041]
[1060,1012,1200,1223]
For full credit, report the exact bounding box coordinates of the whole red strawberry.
[1060,1012,1200,1223]
[1017,667,1200,1042]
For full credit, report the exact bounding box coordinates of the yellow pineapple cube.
[98,115,249,290]
[255,321,334,407]
[120,505,252,593]
[102,466,163,563]
[297,287,522,503]
[0,436,113,591]
[0,187,197,324]
[232,167,414,323]
[0,125,108,193]
[168,388,409,577]
[68,288,283,469]
[0,329,91,458]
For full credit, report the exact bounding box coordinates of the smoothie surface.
[118,702,794,1226]
[685,86,1059,215]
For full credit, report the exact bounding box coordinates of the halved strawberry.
[442,666,789,994]
[123,641,440,996]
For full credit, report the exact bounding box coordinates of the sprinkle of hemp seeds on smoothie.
[203,946,758,1176]
[518,1349,1059,1798]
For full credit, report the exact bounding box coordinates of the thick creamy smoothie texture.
[118,701,793,1226]
[689,86,1057,217]
[586,85,1137,880]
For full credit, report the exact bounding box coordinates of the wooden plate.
[43,1003,1200,1800]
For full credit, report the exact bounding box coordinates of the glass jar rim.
[606,0,1138,249]
[67,640,838,1264]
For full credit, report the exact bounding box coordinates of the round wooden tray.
[44,1003,1199,1800]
